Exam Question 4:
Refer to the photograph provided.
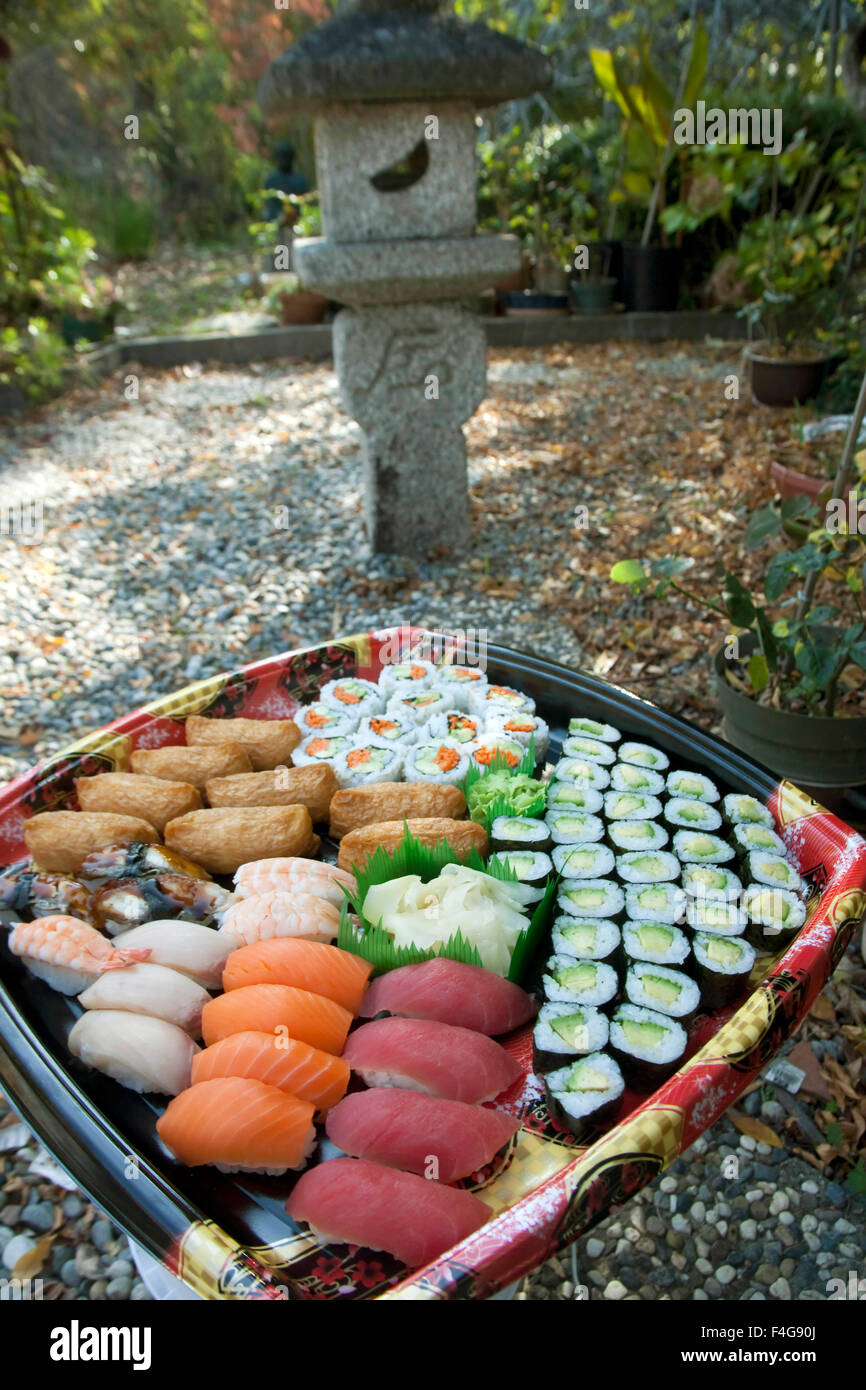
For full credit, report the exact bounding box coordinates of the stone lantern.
[260,0,550,557]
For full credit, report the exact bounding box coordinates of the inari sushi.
[359,958,537,1036]
[184,715,301,772]
[286,1157,491,1269]
[157,1076,316,1174]
[222,938,373,1016]
[191,1030,350,1112]
[201,983,352,1055]
[218,891,341,946]
[343,1017,521,1103]
[326,1090,519,1181]
[68,1011,197,1096]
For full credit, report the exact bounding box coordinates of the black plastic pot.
[570,277,617,314]
[577,240,623,297]
[621,242,682,313]
[715,638,866,789]
[745,346,837,408]
[505,291,569,317]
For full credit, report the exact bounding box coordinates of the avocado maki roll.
[672,830,735,865]
[625,962,699,1020]
[685,897,747,935]
[487,711,550,761]
[744,852,807,896]
[552,844,616,879]
[544,1053,625,1137]
[607,819,670,853]
[554,758,611,790]
[547,811,605,846]
[665,798,723,832]
[557,878,624,919]
[722,793,775,831]
[562,735,617,766]
[426,708,484,746]
[403,738,470,786]
[625,881,686,924]
[378,658,437,698]
[682,863,743,900]
[333,743,405,789]
[491,815,551,855]
[489,850,552,902]
[610,762,666,796]
[603,791,663,822]
[547,782,604,815]
[543,956,620,1010]
[533,1003,610,1072]
[618,741,670,773]
[568,716,621,744]
[616,850,681,884]
[692,931,756,1009]
[732,822,787,859]
[741,885,807,947]
[552,916,621,964]
[665,769,720,803]
[622,919,691,969]
[610,1004,687,1087]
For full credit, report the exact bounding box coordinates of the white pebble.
[769,1191,789,1215]
[585,1237,604,1259]
[604,1279,628,1301]
[802,1180,819,1195]
[693,1288,709,1300]
[835,1218,857,1236]
[671,1213,690,1233]
[740,1219,758,1240]
[739,1134,757,1152]
[690,1200,706,1224]
[778,1211,795,1226]
[670,1252,687,1271]
[745,1189,763,1203]
[716,1265,736,1286]
[756,1142,773,1156]
[769,1277,791,1299]
[659,1176,677,1194]
[715,1220,728,1237]
[805,1233,821,1252]
[801,1214,818,1233]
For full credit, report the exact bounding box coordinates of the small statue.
[262,140,310,222]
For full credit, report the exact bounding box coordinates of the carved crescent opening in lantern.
[369,139,430,193]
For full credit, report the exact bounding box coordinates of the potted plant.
[265,273,327,326]
[771,407,862,511]
[56,271,121,346]
[569,191,617,313]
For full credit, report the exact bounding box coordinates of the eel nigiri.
[233,857,354,906]
[287,1157,491,1269]
[0,871,95,926]
[157,1076,315,1174]
[8,916,149,995]
[222,938,372,1015]
[218,892,340,946]
[201,983,352,1055]
[191,1030,350,1112]
[110,921,240,990]
[90,873,232,934]
[342,1017,522,1103]
[78,962,211,1036]
[326,1090,520,1180]
[68,1010,197,1096]
[360,958,537,1036]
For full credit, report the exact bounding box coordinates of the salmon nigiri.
[157,1076,316,1173]
[201,983,352,1054]
[191,1029,350,1112]
[9,915,149,995]
[233,857,354,906]
[218,892,340,947]
[222,938,372,1015]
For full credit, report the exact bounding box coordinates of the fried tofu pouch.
[75,773,202,834]
[24,811,160,874]
[129,743,253,790]
[205,763,337,822]
[184,716,300,772]
[329,782,466,840]
[337,817,488,873]
[164,805,315,875]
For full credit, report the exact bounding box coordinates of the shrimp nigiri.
[8,915,150,995]
[218,891,340,947]
[233,857,354,907]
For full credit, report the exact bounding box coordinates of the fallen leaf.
[12,1233,54,1280]
[810,994,837,1022]
[728,1109,784,1148]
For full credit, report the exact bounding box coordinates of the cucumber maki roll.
[533,1003,610,1073]
[610,762,666,796]
[554,758,611,790]
[741,886,807,947]
[404,738,471,786]
[625,962,699,1021]
[487,711,550,762]
[547,782,604,816]
[665,798,723,832]
[333,743,404,789]
[293,702,359,739]
[568,716,621,744]
[320,677,385,720]
[722,794,775,831]
[622,920,691,969]
[625,881,686,925]
[552,916,621,964]
[470,684,536,718]
[604,791,663,822]
[387,688,448,729]
[552,844,616,879]
[744,852,806,896]
[618,742,670,773]
[426,709,484,746]
[543,956,620,1011]
[682,864,743,900]
[557,878,624,920]
[434,663,489,710]
[665,770,721,804]
[489,850,552,902]
[547,811,605,846]
[692,931,756,1009]
[616,850,680,885]
[562,735,617,766]
[732,823,788,860]
[468,736,525,771]
[491,815,551,855]
[294,733,352,770]
[672,830,735,865]
[545,1053,625,1137]
[377,658,437,699]
[609,1004,687,1087]
[685,898,747,935]
[607,820,670,853]
[356,713,419,748]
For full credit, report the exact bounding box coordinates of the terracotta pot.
[770,460,852,511]
[277,290,327,325]
[746,345,837,408]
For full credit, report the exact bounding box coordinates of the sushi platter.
[0,626,864,1301]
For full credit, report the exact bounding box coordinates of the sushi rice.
[434,664,489,710]
[722,794,774,830]
[561,735,617,766]
[681,864,743,900]
[533,1002,610,1063]
[618,742,670,773]
[672,830,735,865]
[665,798,723,833]
[557,878,624,919]
[486,711,550,761]
[468,736,526,771]
[293,702,358,739]
[744,852,806,896]
[552,916,621,962]
[377,659,438,699]
[610,1003,686,1075]
[568,716,621,744]
[625,881,686,925]
[553,758,611,790]
[625,962,699,1019]
[665,770,720,803]
[387,689,449,729]
[685,898,747,935]
[470,684,536,718]
[732,823,788,859]
[622,920,691,968]
[488,850,552,900]
[320,677,384,721]
[609,762,666,796]
[603,791,663,822]
[426,709,485,746]
[332,744,404,789]
[607,819,669,853]
[490,816,551,854]
[542,955,619,1009]
[546,811,605,845]
[544,1053,625,1132]
[552,844,615,879]
[356,712,419,748]
[615,850,680,884]
[294,733,353,770]
[547,783,604,815]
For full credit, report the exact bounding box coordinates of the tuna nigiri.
[78,962,211,1036]
[157,1076,316,1174]
[191,1030,350,1112]
[8,915,149,995]
[326,1090,520,1180]
[68,1010,197,1095]
[287,1157,491,1268]
[360,958,537,1036]
[218,892,340,946]
[110,921,239,990]
[201,983,352,1054]
[342,1017,522,1103]
[233,857,354,907]
[222,938,372,1015]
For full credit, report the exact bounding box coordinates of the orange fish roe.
[434,746,460,773]
[475,746,519,767]
[306,738,330,756]
[370,718,397,736]
[505,719,533,733]
[346,748,371,768]
[409,665,426,679]
[335,687,360,704]
[456,667,482,680]
[447,715,473,734]
[307,710,328,727]
[487,686,514,699]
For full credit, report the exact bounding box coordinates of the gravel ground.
[0,343,862,1301]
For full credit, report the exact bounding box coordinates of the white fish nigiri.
[78,962,211,1037]
[9,915,149,996]
[110,921,239,990]
[68,1010,198,1096]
